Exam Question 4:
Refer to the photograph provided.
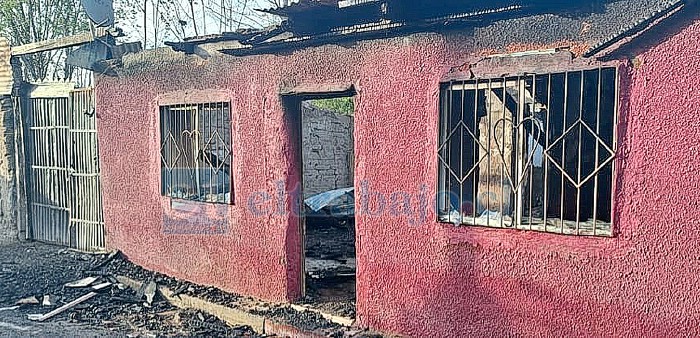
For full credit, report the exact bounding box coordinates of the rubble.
[65,276,98,288]
[15,296,39,305]
[104,254,349,334]
[41,295,53,306]
[1,241,374,337]
[143,281,157,305]
[29,290,100,322]
[0,242,260,336]
[304,221,357,319]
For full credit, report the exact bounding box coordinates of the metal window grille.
[437,67,618,236]
[160,102,232,204]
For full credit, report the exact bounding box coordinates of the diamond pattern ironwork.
[202,131,231,174]
[438,121,488,183]
[160,133,181,171]
[544,119,615,188]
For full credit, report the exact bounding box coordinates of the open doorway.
[297,94,356,319]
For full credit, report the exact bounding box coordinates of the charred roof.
[166,0,689,58]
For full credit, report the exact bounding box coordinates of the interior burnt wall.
[95,3,700,336]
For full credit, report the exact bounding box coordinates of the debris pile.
[0,242,380,337]
[0,243,258,337]
[102,253,350,335]
[304,222,357,318]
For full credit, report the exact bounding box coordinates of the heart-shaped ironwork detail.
[179,129,201,170]
[492,116,542,193]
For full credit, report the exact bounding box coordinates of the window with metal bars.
[160,102,232,204]
[437,68,618,236]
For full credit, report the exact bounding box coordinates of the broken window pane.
[438,68,618,236]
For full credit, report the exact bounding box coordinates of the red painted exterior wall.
[96,17,700,336]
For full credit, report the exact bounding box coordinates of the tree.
[0,0,90,82]
[114,0,284,49]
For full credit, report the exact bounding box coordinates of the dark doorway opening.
[290,92,357,319]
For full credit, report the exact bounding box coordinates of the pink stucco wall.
[96,18,700,336]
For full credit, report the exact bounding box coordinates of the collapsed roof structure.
[166,0,686,57]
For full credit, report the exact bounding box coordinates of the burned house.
[95,0,700,336]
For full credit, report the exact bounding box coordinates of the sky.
[114,0,283,48]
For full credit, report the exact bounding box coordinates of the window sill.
[438,214,613,237]
[165,197,232,212]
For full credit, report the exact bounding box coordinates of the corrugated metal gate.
[19,83,105,251]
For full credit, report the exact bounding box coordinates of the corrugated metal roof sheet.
[0,37,11,96]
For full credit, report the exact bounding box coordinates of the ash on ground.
[0,242,257,337]
[103,252,347,335]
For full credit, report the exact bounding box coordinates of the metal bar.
[544,73,551,231]
[516,76,525,228]
[49,99,57,243]
[220,102,224,203]
[610,67,620,236]
[469,80,474,224]
[592,67,602,236]
[500,77,506,228]
[195,104,201,200]
[29,200,70,211]
[167,105,171,197]
[528,74,536,230]
[210,103,215,202]
[450,81,520,91]
[69,219,103,225]
[176,104,181,199]
[68,129,98,133]
[576,71,584,235]
[447,81,453,218]
[204,103,213,200]
[30,100,38,240]
[438,86,447,215]
[30,165,73,171]
[29,126,69,130]
[486,79,492,227]
[560,71,568,234]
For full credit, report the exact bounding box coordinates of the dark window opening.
[437,68,618,236]
[160,102,232,204]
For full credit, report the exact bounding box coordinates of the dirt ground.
[0,241,258,337]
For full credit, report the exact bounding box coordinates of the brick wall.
[301,102,354,197]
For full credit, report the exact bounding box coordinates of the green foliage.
[310,97,355,116]
[0,0,90,81]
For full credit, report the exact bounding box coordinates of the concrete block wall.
[302,102,354,197]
